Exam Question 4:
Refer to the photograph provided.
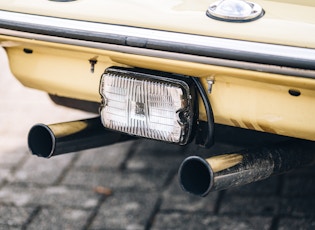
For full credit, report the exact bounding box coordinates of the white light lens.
[99,68,194,144]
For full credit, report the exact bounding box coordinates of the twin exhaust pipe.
[28,117,132,158]
[179,140,315,196]
[28,117,315,196]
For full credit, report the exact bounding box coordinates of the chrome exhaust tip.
[179,156,213,197]
[28,117,130,158]
[28,124,56,158]
[178,140,315,197]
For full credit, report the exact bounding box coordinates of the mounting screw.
[89,57,98,73]
[207,76,215,94]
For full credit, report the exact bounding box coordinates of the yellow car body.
[1,0,315,141]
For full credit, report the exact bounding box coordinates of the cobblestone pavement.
[1,48,315,229]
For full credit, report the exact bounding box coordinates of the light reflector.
[99,67,195,145]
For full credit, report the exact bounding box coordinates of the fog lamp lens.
[99,67,195,145]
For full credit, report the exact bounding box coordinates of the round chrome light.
[207,0,264,22]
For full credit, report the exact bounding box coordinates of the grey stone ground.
[1,48,315,229]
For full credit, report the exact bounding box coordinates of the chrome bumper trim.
[0,10,315,78]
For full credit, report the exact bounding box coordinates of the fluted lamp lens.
[99,67,195,145]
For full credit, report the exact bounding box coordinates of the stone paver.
[11,153,76,185]
[161,176,219,213]
[90,192,159,229]
[26,207,91,230]
[1,47,315,229]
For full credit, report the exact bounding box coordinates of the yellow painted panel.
[1,36,315,141]
[0,0,315,48]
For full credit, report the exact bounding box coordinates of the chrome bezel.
[207,0,264,22]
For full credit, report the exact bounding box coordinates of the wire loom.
[191,77,215,148]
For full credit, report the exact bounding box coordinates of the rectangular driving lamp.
[99,67,196,145]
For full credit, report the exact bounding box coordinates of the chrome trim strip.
[1,28,314,79]
[0,10,315,78]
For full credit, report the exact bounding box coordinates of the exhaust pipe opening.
[27,117,133,158]
[179,156,213,197]
[28,124,55,158]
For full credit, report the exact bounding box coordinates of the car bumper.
[1,9,315,141]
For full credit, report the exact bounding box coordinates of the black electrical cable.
[191,77,214,148]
